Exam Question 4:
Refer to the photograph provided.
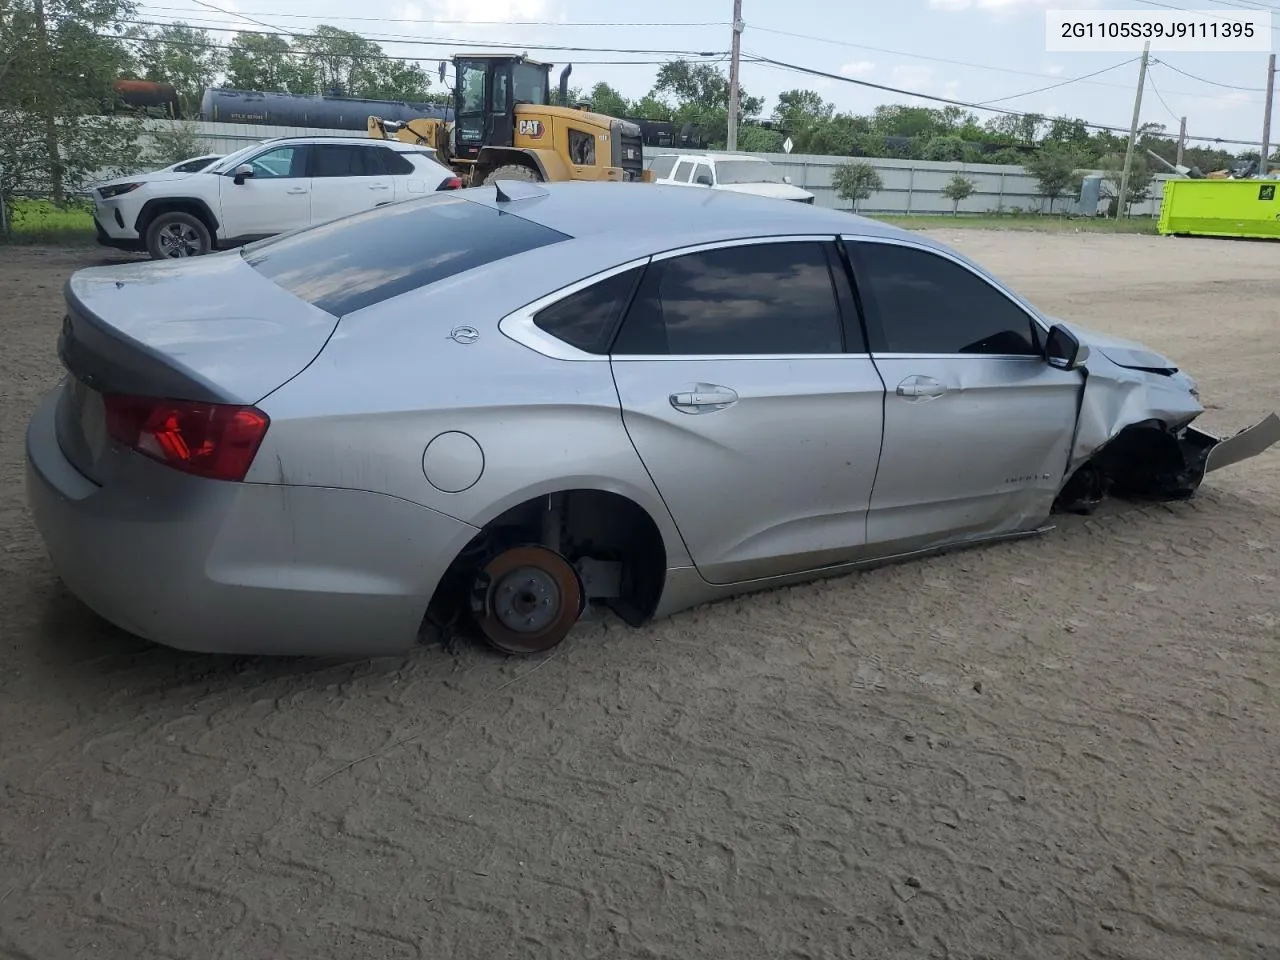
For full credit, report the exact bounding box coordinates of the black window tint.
[849,242,1038,355]
[533,267,641,353]
[381,149,415,175]
[243,195,570,316]
[310,144,381,178]
[673,161,694,182]
[613,243,843,356]
[650,156,676,178]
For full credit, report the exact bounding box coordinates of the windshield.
[513,62,548,104]
[207,143,272,174]
[715,159,784,185]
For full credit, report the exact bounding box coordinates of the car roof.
[653,153,767,163]
[459,180,918,256]
[259,135,426,153]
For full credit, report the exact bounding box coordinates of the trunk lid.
[56,252,337,483]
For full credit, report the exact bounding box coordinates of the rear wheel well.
[427,489,667,640]
[135,199,219,240]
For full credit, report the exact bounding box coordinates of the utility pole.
[726,0,743,152]
[1116,40,1150,220]
[1176,116,1186,169]
[1261,54,1276,177]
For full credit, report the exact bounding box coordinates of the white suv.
[92,136,462,259]
[649,152,815,204]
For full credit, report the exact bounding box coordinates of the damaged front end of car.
[1048,320,1280,515]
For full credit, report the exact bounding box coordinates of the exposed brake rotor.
[471,545,584,655]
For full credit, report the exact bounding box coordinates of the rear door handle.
[286,187,308,195]
[669,385,738,413]
[368,184,390,191]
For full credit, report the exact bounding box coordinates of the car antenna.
[493,179,550,203]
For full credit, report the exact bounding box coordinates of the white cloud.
[402,0,549,23]
[1044,63,1065,76]
[840,61,876,77]
[891,64,934,89]
[941,79,961,98]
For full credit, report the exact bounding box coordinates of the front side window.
[693,163,713,185]
[532,267,642,353]
[248,146,305,179]
[568,129,596,166]
[846,241,1040,356]
[243,195,570,317]
[650,156,677,179]
[612,242,844,356]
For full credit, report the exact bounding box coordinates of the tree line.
[1,0,1268,222]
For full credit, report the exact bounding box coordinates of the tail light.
[437,176,465,191]
[104,394,270,482]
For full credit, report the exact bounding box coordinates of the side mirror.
[695,174,713,187]
[783,175,793,184]
[232,163,254,185]
[1045,323,1089,370]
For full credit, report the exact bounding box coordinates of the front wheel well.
[427,489,667,638]
[134,198,220,239]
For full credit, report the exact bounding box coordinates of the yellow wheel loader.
[368,55,652,187]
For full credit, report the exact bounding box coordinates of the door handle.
[286,188,308,195]
[368,184,390,190]
[896,375,947,402]
[669,385,738,413]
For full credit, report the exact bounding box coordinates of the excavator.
[368,54,652,187]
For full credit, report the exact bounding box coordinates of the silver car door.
[843,235,1083,555]
[610,237,886,585]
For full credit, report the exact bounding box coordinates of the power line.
[123,7,1269,103]
[1127,0,1280,30]
[974,58,1142,106]
[1155,58,1266,91]
[1146,71,1183,124]
[95,30,725,66]
[741,52,1267,146]
[135,5,728,27]
[98,17,726,56]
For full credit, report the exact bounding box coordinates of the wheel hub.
[472,545,583,655]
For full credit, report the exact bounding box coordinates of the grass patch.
[4,198,96,245]
[872,213,1158,235]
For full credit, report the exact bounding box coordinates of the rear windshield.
[242,195,570,316]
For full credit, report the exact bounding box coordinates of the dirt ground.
[1,233,1278,960]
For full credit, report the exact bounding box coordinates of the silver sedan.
[26,181,1280,656]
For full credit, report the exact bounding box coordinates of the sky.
[141,0,1278,149]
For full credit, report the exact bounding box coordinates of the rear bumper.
[25,383,480,657]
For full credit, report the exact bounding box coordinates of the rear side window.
[309,144,384,178]
[533,267,642,353]
[846,240,1039,355]
[244,196,570,316]
[650,156,677,179]
[380,149,415,175]
[612,242,844,356]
